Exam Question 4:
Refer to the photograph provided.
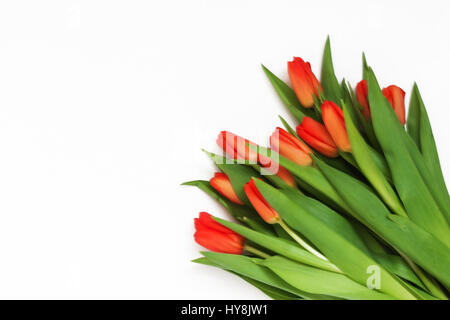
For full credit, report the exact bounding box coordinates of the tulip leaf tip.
[201,148,215,158]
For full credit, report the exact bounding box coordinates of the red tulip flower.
[209,172,243,205]
[274,166,297,187]
[270,127,312,166]
[244,179,280,224]
[355,80,370,120]
[217,131,295,187]
[217,131,258,163]
[194,212,244,254]
[296,117,338,157]
[321,101,352,153]
[288,57,323,108]
[382,85,406,125]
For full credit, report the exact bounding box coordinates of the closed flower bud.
[355,80,370,120]
[244,179,280,224]
[296,117,338,157]
[321,101,352,152]
[194,212,244,254]
[288,57,323,108]
[382,85,406,125]
[209,172,243,205]
[217,131,294,186]
[217,131,258,163]
[270,127,312,166]
[274,166,297,187]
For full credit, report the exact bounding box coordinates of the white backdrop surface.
[0,0,448,299]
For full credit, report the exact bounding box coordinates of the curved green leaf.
[367,68,450,246]
[313,155,450,288]
[407,83,450,224]
[252,179,416,300]
[262,65,316,121]
[320,37,342,104]
[203,150,259,205]
[182,179,274,235]
[193,257,301,300]
[343,102,406,217]
[200,252,330,300]
[213,216,340,273]
[259,256,396,300]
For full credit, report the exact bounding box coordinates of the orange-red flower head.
[217,131,258,163]
[194,212,244,254]
[296,117,338,157]
[270,127,312,166]
[355,80,370,120]
[274,166,297,187]
[321,101,352,153]
[288,57,323,108]
[382,85,406,125]
[209,172,243,205]
[244,179,280,224]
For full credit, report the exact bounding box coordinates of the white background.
[0,0,448,299]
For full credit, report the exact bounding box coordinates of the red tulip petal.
[209,172,243,205]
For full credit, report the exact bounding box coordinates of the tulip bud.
[321,101,351,153]
[270,127,312,166]
[274,166,297,187]
[355,80,370,120]
[244,179,280,224]
[209,172,243,205]
[382,85,406,125]
[217,131,258,163]
[296,117,338,157]
[194,212,244,254]
[288,57,323,108]
[217,131,294,186]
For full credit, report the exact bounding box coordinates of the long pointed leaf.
[200,252,330,299]
[320,37,342,104]
[313,155,450,288]
[252,179,416,300]
[182,180,274,235]
[367,68,450,245]
[213,216,340,273]
[259,256,396,300]
[343,102,406,216]
[193,257,301,300]
[262,65,316,121]
[407,83,450,223]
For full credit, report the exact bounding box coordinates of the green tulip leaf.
[343,102,406,217]
[407,83,450,224]
[213,216,340,273]
[320,37,343,105]
[193,257,301,300]
[236,274,302,300]
[278,115,298,137]
[200,252,330,300]
[182,179,274,236]
[262,65,317,121]
[313,155,450,288]
[203,150,260,205]
[252,178,416,300]
[366,68,450,246]
[248,144,352,214]
[259,256,395,300]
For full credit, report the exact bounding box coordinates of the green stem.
[244,245,271,259]
[278,220,328,261]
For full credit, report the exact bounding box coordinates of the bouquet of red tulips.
[184,38,450,300]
